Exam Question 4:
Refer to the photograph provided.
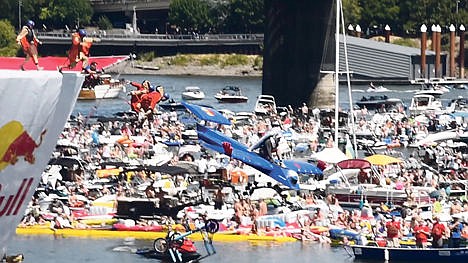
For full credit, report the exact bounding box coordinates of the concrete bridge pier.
[262,0,333,108]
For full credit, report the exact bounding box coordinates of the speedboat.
[78,74,125,100]
[355,95,405,112]
[254,95,277,115]
[181,86,205,100]
[409,93,444,115]
[214,86,248,103]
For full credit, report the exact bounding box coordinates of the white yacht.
[181,86,205,100]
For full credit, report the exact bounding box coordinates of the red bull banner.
[0,71,82,247]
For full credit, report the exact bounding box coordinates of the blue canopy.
[182,101,231,125]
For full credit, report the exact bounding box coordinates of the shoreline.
[108,62,263,77]
[106,55,263,77]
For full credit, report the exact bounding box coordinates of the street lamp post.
[435,24,442,78]
[18,0,22,31]
[460,25,466,78]
[420,24,427,78]
[449,24,456,77]
[355,24,361,38]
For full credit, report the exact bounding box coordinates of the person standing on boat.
[16,20,42,71]
[82,62,100,88]
[413,220,430,248]
[385,216,401,247]
[448,217,463,248]
[431,216,446,248]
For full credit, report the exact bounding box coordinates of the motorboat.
[254,95,277,115]
[181,86,205,100]
[78,74,125,100]
[409,92,444,115]
[214,86,248,103]
[446,97,467,113]
[349,245,468,262]
[355,95,405,112]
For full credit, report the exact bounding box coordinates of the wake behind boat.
[367,83,389,92]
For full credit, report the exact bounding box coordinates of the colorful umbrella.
[364,154,402,166]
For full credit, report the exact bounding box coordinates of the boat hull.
[214,96,248,103]
[351,245,468,262]
[136,248,201,261]
[78,85,123,100]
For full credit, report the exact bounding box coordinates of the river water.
[11,75,465,262]
[72,74,466,117]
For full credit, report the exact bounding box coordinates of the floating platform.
[16,227,297,242]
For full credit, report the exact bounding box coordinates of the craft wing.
[182,101,231,125]
[196,124,299,189]
[282,160,323,175]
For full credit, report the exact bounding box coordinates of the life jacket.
[68,33,81,61]
[20,27,37,49]
[81,37,93,56]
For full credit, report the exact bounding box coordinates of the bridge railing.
[36,32,264,42]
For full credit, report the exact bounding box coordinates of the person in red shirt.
[431,216,446,248]
[413,220,430,248]
[385,216,401,247]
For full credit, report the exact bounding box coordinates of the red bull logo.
[201,107,215,117]
[0,121,47,172]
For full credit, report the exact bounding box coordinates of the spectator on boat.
[214,188,224,210]
[385,216,401,247]
[258,199,268,216]
[431,216,446,248]
[413,220,430,248]
[16,20,42,71]
[301,103,309,121]
[82,62,101,88]
[449,217,463,248]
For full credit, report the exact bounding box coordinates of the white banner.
[0,71,82,247]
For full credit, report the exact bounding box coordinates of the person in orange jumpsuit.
[140,85,170,117]
[128,80,151,112]
[16,20,42,71]
[59,29,99,71]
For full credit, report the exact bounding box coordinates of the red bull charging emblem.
[0,120,47,171]
[201,107,215,117]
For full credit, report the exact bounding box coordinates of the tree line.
[1,0,467,55]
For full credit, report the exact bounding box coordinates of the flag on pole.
[345,135,355,159]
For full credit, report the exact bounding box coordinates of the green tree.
[358,0,400,35]
[97,15,113,30]
[0,0,16,23]
[0,19,20,56]
[342,0,362,26]
[39,0,93,29]
[224,0,264,34]
[169,0,213,33]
